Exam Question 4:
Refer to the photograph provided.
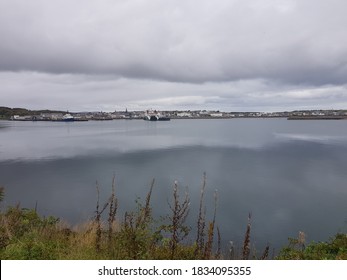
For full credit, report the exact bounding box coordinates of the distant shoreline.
[2,106,347,121]
[3,116,347,121]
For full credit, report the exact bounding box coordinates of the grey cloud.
[1,0,347,85]
[1,0,347,112]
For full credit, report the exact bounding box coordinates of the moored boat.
[144,110,170,121]
[157,116,170,121]
[62,113,74,122]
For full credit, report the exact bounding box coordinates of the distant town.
[1,106,347,121]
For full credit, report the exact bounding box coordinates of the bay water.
[1,119,346,254]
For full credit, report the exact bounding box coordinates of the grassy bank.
[0,182,346,260]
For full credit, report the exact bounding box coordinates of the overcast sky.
[1,0,347,112]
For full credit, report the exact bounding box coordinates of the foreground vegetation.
[0,181,346,260]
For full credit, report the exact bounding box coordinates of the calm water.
[1,119,347,252]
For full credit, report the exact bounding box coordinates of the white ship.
[143,110,170,121]
[62,113,74,122]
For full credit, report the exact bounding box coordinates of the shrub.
[277,233,347,260]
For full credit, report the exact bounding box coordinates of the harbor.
[2,107,347,122]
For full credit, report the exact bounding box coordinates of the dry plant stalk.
[136,178,155,228]
[216,226,222,259]
[242,213,252,260]
[168,180,190,259]
[95,181,110,252]
[261,244,270,260]
[203,190,218,259]
[195,172,207,253]
[107,176,118,244]
[298,231,306,250]
[204,222,214,259]
[143,178,155,223]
